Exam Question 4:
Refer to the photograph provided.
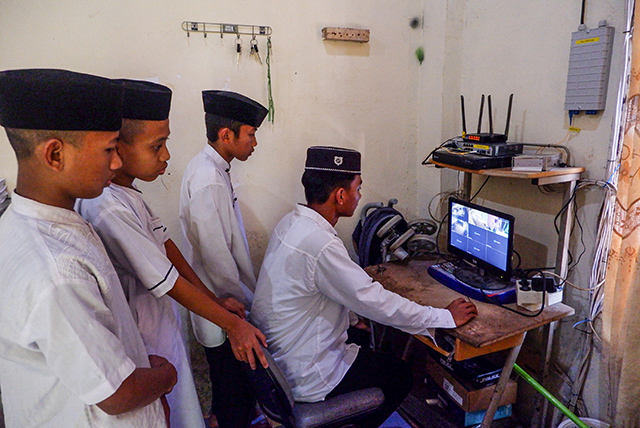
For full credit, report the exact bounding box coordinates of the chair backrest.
[243,347,296,428]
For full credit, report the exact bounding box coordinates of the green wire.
[513,363,590,428]
[266,36,275,123]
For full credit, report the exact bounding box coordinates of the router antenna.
[476,94,485,133]
[504,93,513,139]
[460,95,467,135]
[488,95,494,135]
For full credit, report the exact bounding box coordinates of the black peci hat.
[0,68,123,131]
[117,79,172,121]
[202,90,268,128]
[305,146,361,174]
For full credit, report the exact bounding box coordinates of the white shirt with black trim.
[77,183,205,428]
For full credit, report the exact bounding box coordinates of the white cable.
[427,190,461,223]
[563,0,635,415]
[541,270,601,292]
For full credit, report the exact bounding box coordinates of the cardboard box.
[431,381,513,426]
[455,404,512,427]
[424,353,517,413]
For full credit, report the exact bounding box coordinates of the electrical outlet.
[321,27,370,43]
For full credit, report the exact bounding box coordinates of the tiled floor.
[188,333,214,415]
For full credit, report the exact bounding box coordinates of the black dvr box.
[432,149,513,170]
[426,346,502,389]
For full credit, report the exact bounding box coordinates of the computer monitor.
[448,197,514,280]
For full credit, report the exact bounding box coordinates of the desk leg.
[480,331,527,428]
[535,322,557,428]
[462,172,472,200]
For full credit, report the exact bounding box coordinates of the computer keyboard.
[427,261,516,304]
[452,267,511,290]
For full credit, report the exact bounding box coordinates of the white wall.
[0,0,627,423]
[418,0,623,258]
[0,0,426,266]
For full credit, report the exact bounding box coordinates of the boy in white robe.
[76,80,268,428]
[179,91,268,428]
[0,69,176,427]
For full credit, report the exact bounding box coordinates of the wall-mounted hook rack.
[182,21,272,38]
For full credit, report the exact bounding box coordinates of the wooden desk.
[365,258,575,427]
[426,160,583,425]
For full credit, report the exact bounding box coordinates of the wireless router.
[429,93,521,170]
[461,94,512,144]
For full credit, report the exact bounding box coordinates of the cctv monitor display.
[448,197,514,279]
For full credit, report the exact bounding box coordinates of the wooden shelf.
[428,160,584,185]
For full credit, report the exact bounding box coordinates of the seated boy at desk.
[251,146,478,428]
[0,69,175,427]
[76,79,268,428]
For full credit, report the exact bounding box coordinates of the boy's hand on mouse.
[445,298,478,327]
[226,318,269,370]
[217,297,246,319]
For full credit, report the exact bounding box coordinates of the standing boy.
[76,80,268,428]
[0,69,175,427]
[251,146,478,428]
[179,91,268,428]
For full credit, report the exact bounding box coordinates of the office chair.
[244,347,384,428]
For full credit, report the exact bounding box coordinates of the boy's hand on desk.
[446,298,478,327]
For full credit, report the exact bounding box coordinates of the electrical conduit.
[513,363,589,428]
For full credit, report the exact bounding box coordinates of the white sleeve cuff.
[148,265,180,299]
[78,357,137,405]
[432,307,457,328]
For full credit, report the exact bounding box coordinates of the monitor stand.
[427,260,516,304]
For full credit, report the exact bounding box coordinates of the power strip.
[516,278,563,311]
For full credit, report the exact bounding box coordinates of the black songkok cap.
[117,79,172,121]
[305,146,361,174]
[0,68,123,131]
[202,90,268,128]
